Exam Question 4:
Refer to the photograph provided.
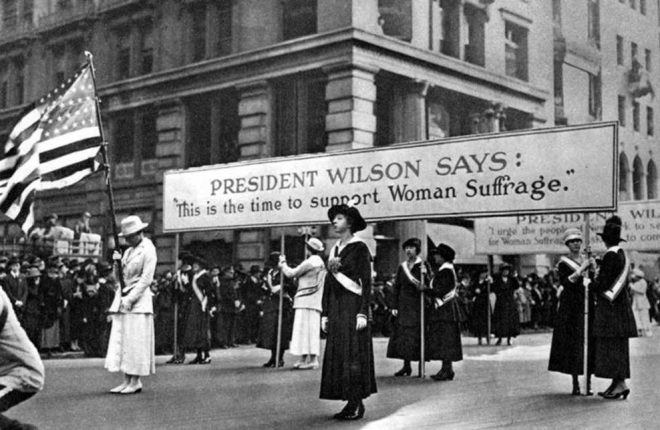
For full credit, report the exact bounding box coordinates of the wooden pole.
[275,233,285,368]
[419,269,426,378]
[582,214,591,395]
[487,255,494,345]
[173,233,180,360]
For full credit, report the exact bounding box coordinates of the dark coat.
[2,273,28,318]
[591,248,637,338]
[425,264,463,362]
[183,271,215,350]
[40,276,63,330]
[469,279,491,337]
[492,275,520,337]
[320,240,377,401]
[257,268,293,350]
[386,260,428,360]
[548,256,594,375]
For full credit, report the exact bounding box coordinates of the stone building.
[0,0,559,273]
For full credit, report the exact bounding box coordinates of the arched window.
[633,155,644,200]
[647,160,658,199]
[619,152,630,201]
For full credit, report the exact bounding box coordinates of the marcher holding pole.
[279,237,327,370]
[320,203,376,420]
[591,216,637,400]
[105,215,157,394]
[548,227,594,395]
[386,237,428,377]
[426,243,464,381]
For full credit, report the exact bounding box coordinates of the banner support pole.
[173,232,180,361]
[487,255,494,346]
[275,233,285,368]
[582,214,591,395]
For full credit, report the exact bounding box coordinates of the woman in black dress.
[492,263,520,345]
[320,204,377,420]
[386,237,428,376]
[182,255,215,364]
[470,271,491,345]
[426,243,464,381]
[548,228,594,395]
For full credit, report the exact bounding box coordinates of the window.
[186,96,211,168]
[191,4,207,62]
[620,152,630,201]
[641,0,647,14]
[645,48,652,70]
[552,0,561,25]
[647,160,657,199]
[440,0,460,58]
[633,156,644,200]
[464,4,486,66]
[217,0,232,56]
[505,21,528,81]
[648,107,654,135]
[618,95,626,126]
[2,0,17,30]
[588,72,601,119]
[113,115,134,163]
[51,44,66,86]
[140,110,157,161]
[282,0,317,41]
[378,0,412,42]
[587,0,600,48]
[616,36,624,65]
[22,0,32,23]
[631,42,638,65]
[13,57,23,105]
[630,0,636,9]
[140,23,154,75]
[633,101,640,131]
[116,31,131,80]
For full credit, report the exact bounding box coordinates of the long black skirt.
[386,323,421,361]
[426,320,463,362]
[593,337,630,380]
[182,300,210,350]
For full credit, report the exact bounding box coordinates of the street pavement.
[12,326,660,430]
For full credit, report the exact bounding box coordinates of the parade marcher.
[242,265,263,344]
[591,216,637,400]
[2,258,27,323]
[105,215,157,394]
[470,271,492,345]
[386,237,428,377]
[0,287,44,429]
[279,237,327,370]
[166,253,193,364]
[154,271,176,355]
[514,280,531,329]
[183,255,215,364]
[69,264,85,352]
[320,203,376,420]
[630,268,652,337]
[22,268,43,350]
[40,262,63,355]
[58,262,74,352]
[215,266,238,349]
[492,263,520,345]
[257,252,294,368]
[548,227,595,395]
[80,275,110,357]
[426,243,464,381]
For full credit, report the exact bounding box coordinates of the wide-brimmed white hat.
[118,215,149,237]
[563,227,583,244]
[306,237,325,252]
[632,268,645,278]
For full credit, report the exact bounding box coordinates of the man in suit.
[1,258,28,324]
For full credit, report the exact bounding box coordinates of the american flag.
[0,62,102,233]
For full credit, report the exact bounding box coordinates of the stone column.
[237,80,271,159]
[393,79,429,143]
[324,65,378,152]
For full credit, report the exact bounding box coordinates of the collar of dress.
[331,236,363,257]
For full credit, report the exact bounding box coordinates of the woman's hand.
[356,314,367,331]
[119,298,132,312]
[112,250,122,262]
[321,316,328,333]
[391,309,398,317]
[278,255,286,267]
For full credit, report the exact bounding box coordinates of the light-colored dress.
[281,254,326,356]
[630,278,652,336]
[105,237,157,376]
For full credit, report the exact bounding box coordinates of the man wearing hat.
[22,267,43,350]
[426,243,464,381]
[386,237,430,377]
[320,203,376,420]
[40,262,64,356]
[105,215,157,394]
[279,237,327,370]
[548,227,595,395]
[1,258,27,323]
[591,215,637,399]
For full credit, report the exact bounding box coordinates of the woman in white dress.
[279,238,326,369]
[105,215,157,394]
[630,268,652,337]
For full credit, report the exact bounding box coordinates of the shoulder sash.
[602,247,629,302]
[433,262,457,308]
[400,258,422,286]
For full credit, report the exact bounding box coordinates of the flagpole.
[84,51,125,291]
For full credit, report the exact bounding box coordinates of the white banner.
[163,123,617,233]
[475,200,660,254]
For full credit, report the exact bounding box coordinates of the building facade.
[1,0,564,273]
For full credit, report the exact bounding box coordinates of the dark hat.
[402,237,422,252]
[46,261,59,271]
[597,215,626,244]
[8,257,20,267]
[68,258,81,269]
[267,251,281,267]
[97,262,112,274]
[25,267,41,278]
[500,262,512,272]
[249,265,261,275]
[433,243,455,262]
[327,204,367,233]
[0,255,8,263]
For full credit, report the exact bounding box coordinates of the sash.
[602,247,629,302]
[559,256,581,272]
[296,269,326,298]
[331,272,362,296]
[401,258,422,286]
[433,262,457,308]
[192,269,207,304]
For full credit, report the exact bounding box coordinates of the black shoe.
[602,388,630,400]
[200,357,211,364]
[338,403,365,421]
[495,338,502,346]
[188,357,202,365]
[333,403,353,419]
[431,369,455,381]
[165,356,177,364]
[394,367,412,377]
[572,386,581,396]
[276,360,285,368]
[262,360,275,368]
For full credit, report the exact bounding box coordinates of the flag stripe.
[40,146,99,176]
[38,129,100,161]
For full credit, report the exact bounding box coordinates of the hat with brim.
[327,204,367,233]
[402,237,422,252]
[118,215,149,237]
[306,237,325,253]
[268,251,281,267]
[26,267,41,278]
[632,268,644,278]
[563,227,583,244]
[433,243,456,262]
[597,215,626,243]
